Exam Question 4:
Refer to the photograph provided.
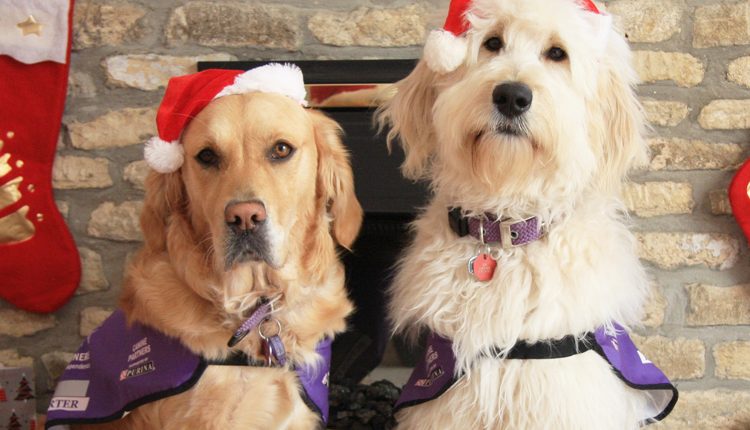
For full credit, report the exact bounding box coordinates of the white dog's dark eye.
[195,148,220,167]
[483,37,504,52]
[546,47,568,62]
[270,141,294,161]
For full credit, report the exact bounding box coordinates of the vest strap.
[483,332,596,360]
[205,352,269,367]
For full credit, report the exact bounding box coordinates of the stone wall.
[0,0,748,427]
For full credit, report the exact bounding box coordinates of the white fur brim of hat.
[422,10,612,74]
[145,63,308,174]
[216,63,308,106]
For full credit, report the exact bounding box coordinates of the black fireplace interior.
[198,60,428,382]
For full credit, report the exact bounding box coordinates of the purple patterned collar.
[448,208,545,248]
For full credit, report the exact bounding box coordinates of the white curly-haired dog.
[378,0,677,429]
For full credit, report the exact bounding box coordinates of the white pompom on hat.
[423,0,473,74]
[423,0,611,74]
[144,63,308,174]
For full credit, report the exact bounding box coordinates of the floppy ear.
[310,110,363,249]
[589,30,649,193]
[140,169,187,254]
[377,60,439,180]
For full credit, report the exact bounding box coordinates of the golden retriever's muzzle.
[224,200,272,269]
[492,82,532,137]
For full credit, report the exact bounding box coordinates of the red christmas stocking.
[729,158,750,244]
[0,0,80,312]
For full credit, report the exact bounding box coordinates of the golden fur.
[379,0,659,429]
[81,92,362,429]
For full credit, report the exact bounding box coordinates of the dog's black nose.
[225,201,267,232]
[493,82,533,118]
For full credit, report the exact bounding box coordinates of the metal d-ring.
[258,318,282,340]
[479,216,501,257]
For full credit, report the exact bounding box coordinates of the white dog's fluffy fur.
[379,0,656,428]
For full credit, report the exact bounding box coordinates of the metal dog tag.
[263,339,274,366]
[259,318,286,366]
[268,335,287,366]
[468,252,497,282]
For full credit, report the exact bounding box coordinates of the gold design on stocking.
[36,213,44,222]
[0,153,10,178]
[27,184,35,193]
[1,128,36,244]
[0,177,23,209]
[0,205,35,244]
[17,15,43,36]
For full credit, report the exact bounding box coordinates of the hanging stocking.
[729,158,750,244]
[0,0,80,313]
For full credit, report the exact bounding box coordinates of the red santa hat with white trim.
[423,0,612,74]
[144,63,308,173]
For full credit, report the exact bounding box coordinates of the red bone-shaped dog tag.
[468,253,497,282]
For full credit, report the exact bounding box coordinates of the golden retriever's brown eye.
[270,141,294,161]
[483,36,504,52]
[546,46,568,62]
[196,148,220,168]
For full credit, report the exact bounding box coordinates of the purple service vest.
[396,324,678,425]
[45,310,331,429]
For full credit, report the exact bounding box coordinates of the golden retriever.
[58,88,362,429]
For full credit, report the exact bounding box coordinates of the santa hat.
[423,0,612,74]
[144,63,308,173]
